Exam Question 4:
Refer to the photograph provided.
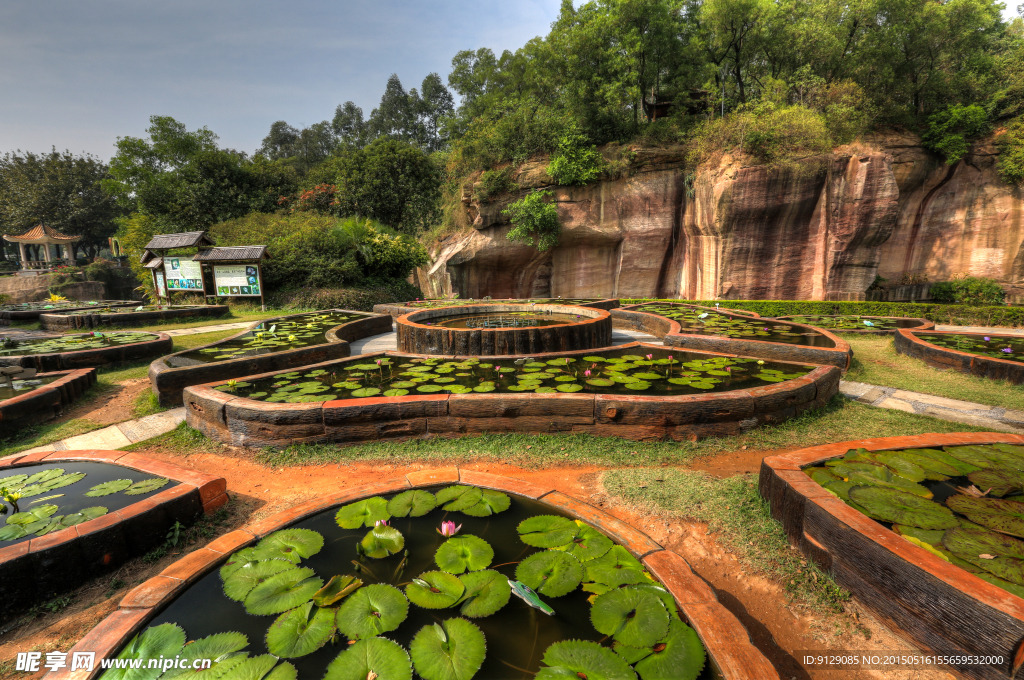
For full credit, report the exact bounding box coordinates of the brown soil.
[0,447,954,680]
[53,378,151,426]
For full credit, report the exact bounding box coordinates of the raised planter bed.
[774,315,934,334]
[895,329,1024,384]
[0,300,137,325]
[51,467,779,680]
[182,342,840,448]
[616,304,852,370]
[759,433,1024,680]
[0,367,96,435]
[149,310,394,407]
[0,331,172,371]
[40,304,229,331]
[374,297,620,317]
[397,303,613,355]
[0,449,226,619]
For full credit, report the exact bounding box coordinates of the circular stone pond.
[0,330,171,371]
[397,304,613,356]
[0,299,137,324]
[895,329,1024,384]
[760,433,1024,680]
[75,470,779,680]
[40,303,229,331]
[773,315,933,334]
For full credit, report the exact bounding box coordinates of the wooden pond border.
[616,304,852,370]
[759,432,1024,680]
[40,305,230,331]
[0,332,172,372]
[0,449,227,619]
[373,297,621,317]
[396,303,613,356]
[0,301,138,325]
[149,310,394,407]
[181,341,841,448]
[0,367,96,435]
[895,329,1024,384]
[47,467,780,680]
[773,315,934,335]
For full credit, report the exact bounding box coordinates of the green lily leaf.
[265,601,336,658]
[22,468,64,486]
[221,548,264,581]
[558,523,613,562]
[633,619,706,680]
[905,448,981,475]
[101,623,186,680]
[312,575,363,607]
[335,584,409,639]
[410,618,487,680]
[361,525,405,558]
[943,528,1024,584]
[211,655,280,680]
[629,584,680,620]
[870,452,927,482]
[435,535,494,574]
[947,495,1024,537]
[253,528,325,564]
[335,497,391,529]
[322,637,412,680]
[243,567,323,616]
[585,546,646,587]
[86,479,133,497]
[387,489,437,517]
[967,469,1024,497]
[435,486,483,512]
[0,524,27,541]
[459,490,511,517]
[161,631,249,679]
[124,478,170,495]
[457,569,511,618]
[224,560,296,601]
[59,506,108,528]
[591,587,670,648]
[536,640,637,680]
[848,486,957,529]
[517,515,580,548]
[19,471,87,496]
[0,474,27,489]
[7,504,58,525]
[515,550,584,597]
[407,571,466,609]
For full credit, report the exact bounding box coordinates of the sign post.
[213,264,264,310]
[163,257,205,296]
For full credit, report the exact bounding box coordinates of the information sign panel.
[164,258,204,291]
[214,264,261,296]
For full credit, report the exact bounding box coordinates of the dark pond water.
[0,375,60,401]
[147,489,721,680]
[630,303,836,348]
[780,316,924,331]
[917,333,1024,363]
[430,311,589,329]
[173,312,371,365]
[0,461,178,546]
[0,331,158,357]
[214,346,817,403]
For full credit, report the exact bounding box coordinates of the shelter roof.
[143,257,164,270]
[143,231,213,250]
[193,246,269,262]
[4,224,82,243]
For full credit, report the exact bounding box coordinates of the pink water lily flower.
[375,519,389,527]
[985,336,991,341]
[1003,348,1014,353]
[584,369,591,378]
[646,354,653,360]
[438,520,462,537]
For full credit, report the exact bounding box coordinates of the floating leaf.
[213,655,281,680]
[967,469,1024,497]
[19,471,87,496]
[435,535,494,574]
[101,623,186,680]
[560,523,614,562]
[536,640,637,680]
[585,545,646,587]
[457,569,511,618]
[86,479,133,497]
[889,451,960,479]
[459,489,511,517]
[221,547,264,581]
[160,631,248,680]
[943,528,1024,584]
[515,550,584,597]
[633,619,707,680]
[361,525,405,558]
[518,515,579,548]
[335,584,409,639]
[383,389,409,397]
[591,587,670,648]
[312,575,363,607]
[892,525,945,547]
[253,528,325,563]
[410,618,487,680]
[388,490,437,517]
[407,571,466,609]
[6,504,58,525]
[804,467,841,485]
[0,524,26,541]
[335,497,391,529]
[435,486,483,512]
[0,474,28,488]
[630,583,680,620]
[847,487,957,529]
[60,506,107,527]
[351,388,380,397]
[322,637,412,680]
[871,453,926,482]
[947,495,1024,538]
[244,567,323,616]
[905,448,981,475]
[265,601,336,658]
[124,478,170,495]
[224,560,295,601]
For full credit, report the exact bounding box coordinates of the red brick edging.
[49,467,779,680]
[759,433,1024,680]
[0,332,172,373]
[0,449,226,618]
[0,367,96,435]
[895,329,1024,384]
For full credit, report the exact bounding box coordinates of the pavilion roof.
[4,224,82,243]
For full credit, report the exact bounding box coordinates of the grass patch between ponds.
[842,334,1024,409]
[0,417,106,458]
[602,467,850,613]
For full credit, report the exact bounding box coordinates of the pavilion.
[4,224,82,274]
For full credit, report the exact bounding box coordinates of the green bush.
[929,277,1006,306]
[997,116,1024,186]
[268,279,422,311]
[503,190,561,252]
[473,166,519,203]
[922,104,989,164]
[546,128,604,185]
[688,102,833,168]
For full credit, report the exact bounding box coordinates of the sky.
[0,0,562,160]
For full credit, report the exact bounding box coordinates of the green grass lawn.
[842,334,1024,409]
[0,414,106,458]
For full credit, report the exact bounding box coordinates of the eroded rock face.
[414,134,1022,301]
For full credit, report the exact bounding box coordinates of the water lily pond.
[916,333,1024,363]
[628,303,835,348]
[174,312,372,365]
[406,298,603,309]
[58,304,213,316]
[805,443,1024,599]
[779,316,924,331]
[0,331,159,357]
[430,311,590,329]
[123,486,712,680]
[0,462,173,545]
[213,347,816,403]
[0,375,60,401]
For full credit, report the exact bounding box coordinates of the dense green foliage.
[546,127,605,185]
[929,277,1007,305]
[922,105,990,164]
[503,191,562,252]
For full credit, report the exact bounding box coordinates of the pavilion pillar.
[17,243,26,269]
[42,243,51,265]
[64,244,73,263]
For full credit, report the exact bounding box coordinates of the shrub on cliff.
[546,127,605,185]
[997,117,1024,186]
[930,277,1006,306]
[922,104,989,164]
[687,102,833,168]
[503,190,561,252]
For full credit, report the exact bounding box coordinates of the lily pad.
[86,478,133,497]
[591,587,670,648]
[388,489,437,517]
[436,486,483,512]
[436,535,494,574]
[335,584,409,639]
[6,504,58,525]
[460,489,511,517]
[160,631,248,680]
[871,453,927,482]
[848,487,957,529]
[335,497,391,529]
[224,559,299,602]
[244,567,323,616]
[60,506,108,527]
[102,623,186,680]
[947,495,1024,537]
[943,527,1024,584]
[322,637,412,680]
[410,618,487,680]
[253,528,324,563]
[560,523,614,562]
[265,601,336,658]
[536,640,637,680]
[633,619,707,680]
[515,550,584,597]
[312,575,363,607]
[556,384,584,392]
[351,388,380,397]
[905,447,981,475]
[585,545,647,587]
[0,524,27,541]
[18,471,87,496]
[457,569,511,618]
[517,515,580,548]
[967,468,1024,497]
[407,571,466,609]
[361,524,406,558]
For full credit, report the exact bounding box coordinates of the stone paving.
[17,407,186,455]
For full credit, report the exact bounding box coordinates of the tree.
[418,73,455,151]
[259,121,300,160]
[0,149,122,259]
[333,101,369,148]
[368,74,423,143]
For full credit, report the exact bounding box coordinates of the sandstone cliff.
[414,133,1023,301]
